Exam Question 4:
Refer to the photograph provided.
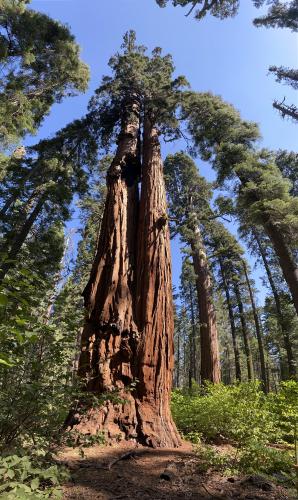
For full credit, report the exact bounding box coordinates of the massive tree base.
[70,391,181,448]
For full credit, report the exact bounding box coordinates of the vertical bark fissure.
[135,118,181,447]
[77,110,180,447]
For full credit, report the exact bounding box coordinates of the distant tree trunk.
[190,230,221,384]
[0,193,46,282]
[77,110,180,448]
[219,258,241,381]
[176,325,180,388]
[242,261,267,391]
[265,221,298,316]
[135,118,180,447]
[188,282,197,386]
[0,162,40,219]
[253,230,296,379]
[234,283,254,381]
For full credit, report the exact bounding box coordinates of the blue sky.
[29,0,298,304]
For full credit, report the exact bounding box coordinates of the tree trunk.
[219,258,241,381]
[190,230,221,383]
[77,111,180,448]
[77,97,141,441]
[265,221,298,316]
[242,260,267,391]
[135,118,180,447]
[253,229,296,378]
[234,283,254,381]
[0,194,46,282]
[188,282,197,386]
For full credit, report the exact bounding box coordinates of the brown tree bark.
[77,97,141,441]
[135,118,181,447]
[234,283,254,381]
[219,258,242,381]
[188,281,198,386]
[77,111,180,448]
[265,221,298,317]
[0,193,46,282]
[190,230,221,384]
[242,260,267,391]
[253,229,296,379]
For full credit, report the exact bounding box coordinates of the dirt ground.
[58,441,295,500]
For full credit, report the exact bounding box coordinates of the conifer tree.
[76,32,187,447]
[0,0,89,144]
[182,92,298,315]
[164,152,221,383]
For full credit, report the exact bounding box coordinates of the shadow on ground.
[59,441,292,500]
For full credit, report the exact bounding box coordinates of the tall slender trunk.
[219,258,241,381]
[234,283,254,381]
[176,325,180,388]
[0,194,46,282]
[135,118,180,447]
[188,282,197,385]
[265,222,298,316]
[242,261,267,391]
[253,230,296,379]
[190,230,221,383]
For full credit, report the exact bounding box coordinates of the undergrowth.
[171,381,298,484]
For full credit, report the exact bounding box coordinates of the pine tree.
[164,152,221,383]
[0,0,89,144]
[182,92,298,315]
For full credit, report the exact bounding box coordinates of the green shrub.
[171,381,297,477]
[0,455,69,499]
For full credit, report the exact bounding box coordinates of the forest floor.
[57,441,295,499]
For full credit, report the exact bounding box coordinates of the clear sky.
[29,0,298,304]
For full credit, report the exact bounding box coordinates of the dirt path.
[58,441,293,499]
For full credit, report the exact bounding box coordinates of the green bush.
[0,455,69,499]
[171,381,297,477]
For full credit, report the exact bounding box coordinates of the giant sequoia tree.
[77,33,186,447]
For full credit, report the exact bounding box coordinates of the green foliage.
[0,455,69,499]
[172,382,297,475]
[0,0,89,143]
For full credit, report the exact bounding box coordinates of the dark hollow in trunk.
[77,110,180,448]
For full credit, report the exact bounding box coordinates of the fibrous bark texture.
[191,230,221,384]
[135,120,181,447]
[77,109,180,448]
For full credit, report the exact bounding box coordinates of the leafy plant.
[0,455,69,499]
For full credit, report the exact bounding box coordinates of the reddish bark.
[234,283,254,381]
[191,230,221,384]
[77,98,141,440]
[77,111,180,447]
[135,119,181,447]
[219,257,242,382]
